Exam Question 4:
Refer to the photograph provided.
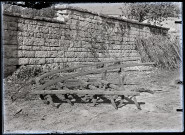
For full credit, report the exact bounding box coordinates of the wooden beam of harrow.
[36,58,141,81]
[78,79,97,89]
[31,89,140,96]
[78,79,101,106]
[97,79,125,91]
[37,62,155,90]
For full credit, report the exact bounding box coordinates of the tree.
[4,1,57,9]
[120,2,181,25]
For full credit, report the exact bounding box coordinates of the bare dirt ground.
[3,67,183,133]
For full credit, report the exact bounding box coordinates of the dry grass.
[135,35,181,69]
[11,65,43,81]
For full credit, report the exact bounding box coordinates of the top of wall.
[55,5,170,30]
[2,4,170,31]
[2,4,64,23]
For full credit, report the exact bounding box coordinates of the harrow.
[31,58,155,110]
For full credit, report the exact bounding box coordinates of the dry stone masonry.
[3,4,169,77]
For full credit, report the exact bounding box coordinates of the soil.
[3,67,183,133]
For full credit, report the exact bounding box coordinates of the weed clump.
[4,66,43,101]
[11,65,43,81]
[135,35,181,69]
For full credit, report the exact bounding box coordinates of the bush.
[12,65,43,81]
[135,35,181,69]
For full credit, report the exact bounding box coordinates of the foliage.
[135,35,181,69]
[12,66,43,81]
[120,2,181,24]
[4,1,57,9]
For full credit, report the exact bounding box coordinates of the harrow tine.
[83,94,88,101]
[118,95,125,108]
[46,95,56,107]
[83,94,92,102]
[57,82,64,89]
[64,94,73,106]
[92,95,98,106]
[57,82,73,105]
[110,96,118,110]
[132,96,141,110]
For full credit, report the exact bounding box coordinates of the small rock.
[80,110,90,117]
[41,115,47,120]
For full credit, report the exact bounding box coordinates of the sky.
[55,2,182,16]
[55,3,127,15]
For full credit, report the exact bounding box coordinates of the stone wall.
[3,4,169,77]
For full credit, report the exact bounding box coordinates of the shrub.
[13,65,43,81]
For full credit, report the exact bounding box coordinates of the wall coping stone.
[3,13,65,24]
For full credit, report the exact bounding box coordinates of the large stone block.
[27,24,37,32]
[33,38,45,46]
[112,45,121,50]
[3,22,8,30]
[4,46,18,58]
[45,58,54,64]
[3,34,17,42]
[3,15,18,22]
[39,27,49,34]
[18,45,32,50]
[18,58,29,65]
[52,33,60,39]
[28,32,35,37]
[3,39,18,45]
[7,22,18,30]
[28,20,37,25]
[37,21,45,26]
[31,46,42,51]
[70,25,76,30]
[47,51,58,57]
[53,58,63,63]
[50,63,61,70]
[57,51,65,57]
[49,27,60,34]
[34,32,44,38]
[17,18,25,23]
[41,46,51,51]
[65,52,75,58]
[35,51,48,57]
[45,34,52,39]
[29,58,45,65]
[3,30,17,40]
[49,47,59,51]
[44,39,50,46]
[17,32,24,37]
[70,15,79,20]
[67,58,76,62]
[17,23,28,31]
[49,39,59,47]
[122,52,140,57]
[18,51,35,58]
[23,37,35,45]
[51,23,60,28]
[4,58,18,66]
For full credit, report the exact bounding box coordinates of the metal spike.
[118,95,125,108]
[110,96,118,110]
[132,96,141,110]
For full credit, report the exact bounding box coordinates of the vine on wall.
[71,17,129,62]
